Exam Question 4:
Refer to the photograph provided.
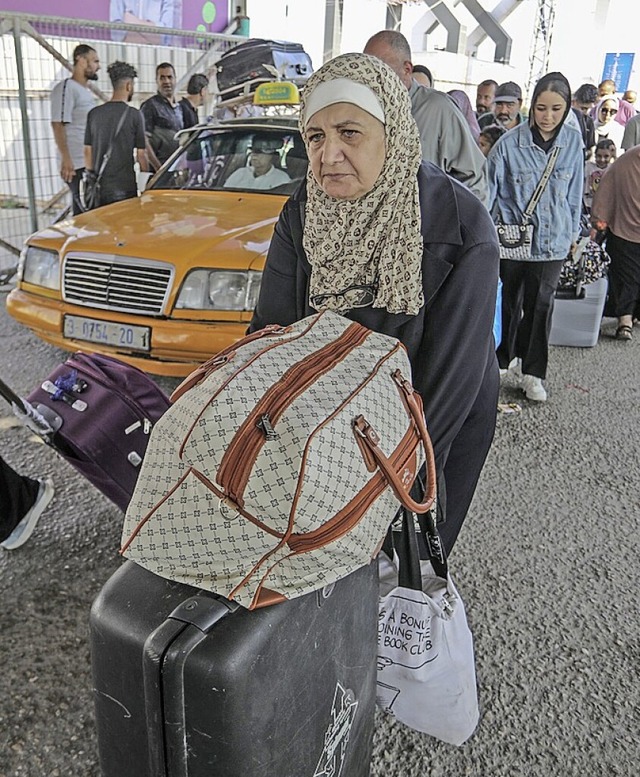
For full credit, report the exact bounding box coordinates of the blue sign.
[601,53,635,92]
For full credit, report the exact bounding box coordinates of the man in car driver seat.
[224,138,291,190]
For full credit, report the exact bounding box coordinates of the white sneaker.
[1,477,54,550]
[521,374,547,402]
[499,357,521,378]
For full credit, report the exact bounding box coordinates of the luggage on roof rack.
[216,39,312,102]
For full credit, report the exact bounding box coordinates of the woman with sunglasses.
[250,53,500,553]
[487,72,583,402]
[594,96,625,150]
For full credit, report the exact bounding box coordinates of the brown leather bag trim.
[190,468,286,539]
[228,342,407,605]
[217,320,370,506]
[353,371,437,514]
[227,532,293,604]
[253,435,418,605]
[287,428,418,552]
[171,325,291,402]
[177,316,320,460]
[120,467,192,553]
[251,586,288,609]
[282,342,405,548]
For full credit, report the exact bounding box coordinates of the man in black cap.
[478,81,524,131]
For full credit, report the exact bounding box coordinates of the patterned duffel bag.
[121,310,436,609]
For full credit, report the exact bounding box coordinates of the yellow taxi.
[7,107,308,377]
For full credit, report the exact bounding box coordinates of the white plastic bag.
[376,512,479,745]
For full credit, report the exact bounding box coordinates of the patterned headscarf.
[299,53,423,316]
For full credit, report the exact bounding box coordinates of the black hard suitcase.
[90,559,378,777]
[216,38,312,99]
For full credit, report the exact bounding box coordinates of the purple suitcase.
[24,353,171,511]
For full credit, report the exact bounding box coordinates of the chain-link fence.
[0,11,240,280]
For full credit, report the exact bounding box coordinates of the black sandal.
[615,325,633,341]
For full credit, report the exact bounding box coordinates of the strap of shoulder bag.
[95,105,130,182]
[522,145,561,222]
[383,506,448,590]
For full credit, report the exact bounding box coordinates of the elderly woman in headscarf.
[487,71,583,403]
[250,53,499,553]
[591,145,640,340]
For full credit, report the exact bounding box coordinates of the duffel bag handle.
[353,371,436,514]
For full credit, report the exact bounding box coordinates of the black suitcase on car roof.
[90,559,377,777]
[216,38,313,99]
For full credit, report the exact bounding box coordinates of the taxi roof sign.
[254,81,300,106]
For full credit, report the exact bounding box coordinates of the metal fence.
[0,11,240,279]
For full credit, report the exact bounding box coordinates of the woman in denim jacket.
[487,72,583,402]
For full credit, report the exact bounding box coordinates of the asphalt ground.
[0,287,638,777]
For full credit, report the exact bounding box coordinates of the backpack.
[121,311,436,609]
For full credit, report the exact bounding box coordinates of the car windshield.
[150,126,308,195]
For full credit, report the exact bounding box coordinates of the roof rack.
[214,79,302,118]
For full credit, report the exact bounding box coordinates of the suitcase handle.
[142,594,241,776]
[0,377,56,438]
[353,371,436,515]
[0,375,26,410]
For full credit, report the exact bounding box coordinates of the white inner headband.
[304,78,385,125]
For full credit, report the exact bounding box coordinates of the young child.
[477,124,506,157]
[583,138,616,212]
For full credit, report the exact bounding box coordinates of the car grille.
[63,254,173,315]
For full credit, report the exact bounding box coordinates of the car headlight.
[19,246,60,290]
[175,270,262,311]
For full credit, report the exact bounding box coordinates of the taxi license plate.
[63,315,151,352]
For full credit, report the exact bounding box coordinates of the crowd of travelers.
[49,44,210,214]
[471,72,640,362]
[3,34,639,580]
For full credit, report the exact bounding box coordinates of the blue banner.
[601,53,635,93]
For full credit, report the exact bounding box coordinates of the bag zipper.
[217,322,370,508]
[171,324,290,402]
[177,320,319,460]
[286,425,419,553]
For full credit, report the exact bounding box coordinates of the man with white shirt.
[50,44,100,214]
[224,139,290,190]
